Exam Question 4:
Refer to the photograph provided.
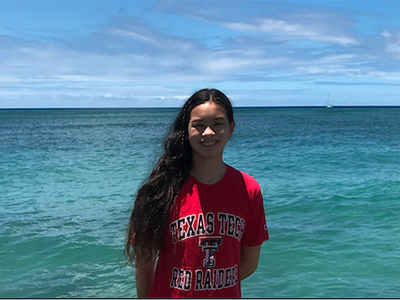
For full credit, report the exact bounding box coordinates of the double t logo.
[198,236,222,268]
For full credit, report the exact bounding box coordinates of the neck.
[191,154,226,185]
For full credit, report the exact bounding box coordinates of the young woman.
[125,89,269,298]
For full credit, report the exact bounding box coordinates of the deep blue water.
[1,107,400,298]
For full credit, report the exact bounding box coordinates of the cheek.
[218,127,229,137]
[187,128,199,144]
[188,127,196,138]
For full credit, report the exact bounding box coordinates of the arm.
[135,259,156,298]
[240,245,261,281]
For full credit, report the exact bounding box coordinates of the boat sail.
[326,93,333,109]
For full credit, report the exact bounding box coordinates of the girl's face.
[187,101,235,160]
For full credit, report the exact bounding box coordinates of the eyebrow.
[191,117,226,122]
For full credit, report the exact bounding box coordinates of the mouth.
[201,140,217,146]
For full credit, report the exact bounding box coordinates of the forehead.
[190,102,228,120]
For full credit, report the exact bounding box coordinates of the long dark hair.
[124,88,234,263]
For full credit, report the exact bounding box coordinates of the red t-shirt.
[148,165,269,298]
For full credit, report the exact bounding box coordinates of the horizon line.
[1,105,400,110]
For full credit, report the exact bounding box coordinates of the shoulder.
[226,165,261,196]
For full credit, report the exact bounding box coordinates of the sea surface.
[1,107,399,298]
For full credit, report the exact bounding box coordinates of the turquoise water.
[1,107,400,298]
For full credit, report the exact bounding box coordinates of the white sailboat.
[326,93,333,109]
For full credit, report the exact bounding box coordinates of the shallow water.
[1,107,399,298]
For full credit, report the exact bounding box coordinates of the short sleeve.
[241,183,269,247]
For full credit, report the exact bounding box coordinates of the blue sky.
[1,0,400,108]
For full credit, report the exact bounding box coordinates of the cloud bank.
[1,0,400,107]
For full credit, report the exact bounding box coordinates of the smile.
[201,140,217,146]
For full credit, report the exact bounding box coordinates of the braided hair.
[125,89,234,263]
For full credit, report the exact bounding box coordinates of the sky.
[1,0,400,108]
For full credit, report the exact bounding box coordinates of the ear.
[229,121,235,138]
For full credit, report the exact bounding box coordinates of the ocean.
[1,107,399,298]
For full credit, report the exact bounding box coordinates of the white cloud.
[386,42,400,56]
[157,0,360,46]
[368,71,400,81]
[381,31,400,59]
[107,27,158,45]
[221,18,358,46]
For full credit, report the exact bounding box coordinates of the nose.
[202,126,215,136]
